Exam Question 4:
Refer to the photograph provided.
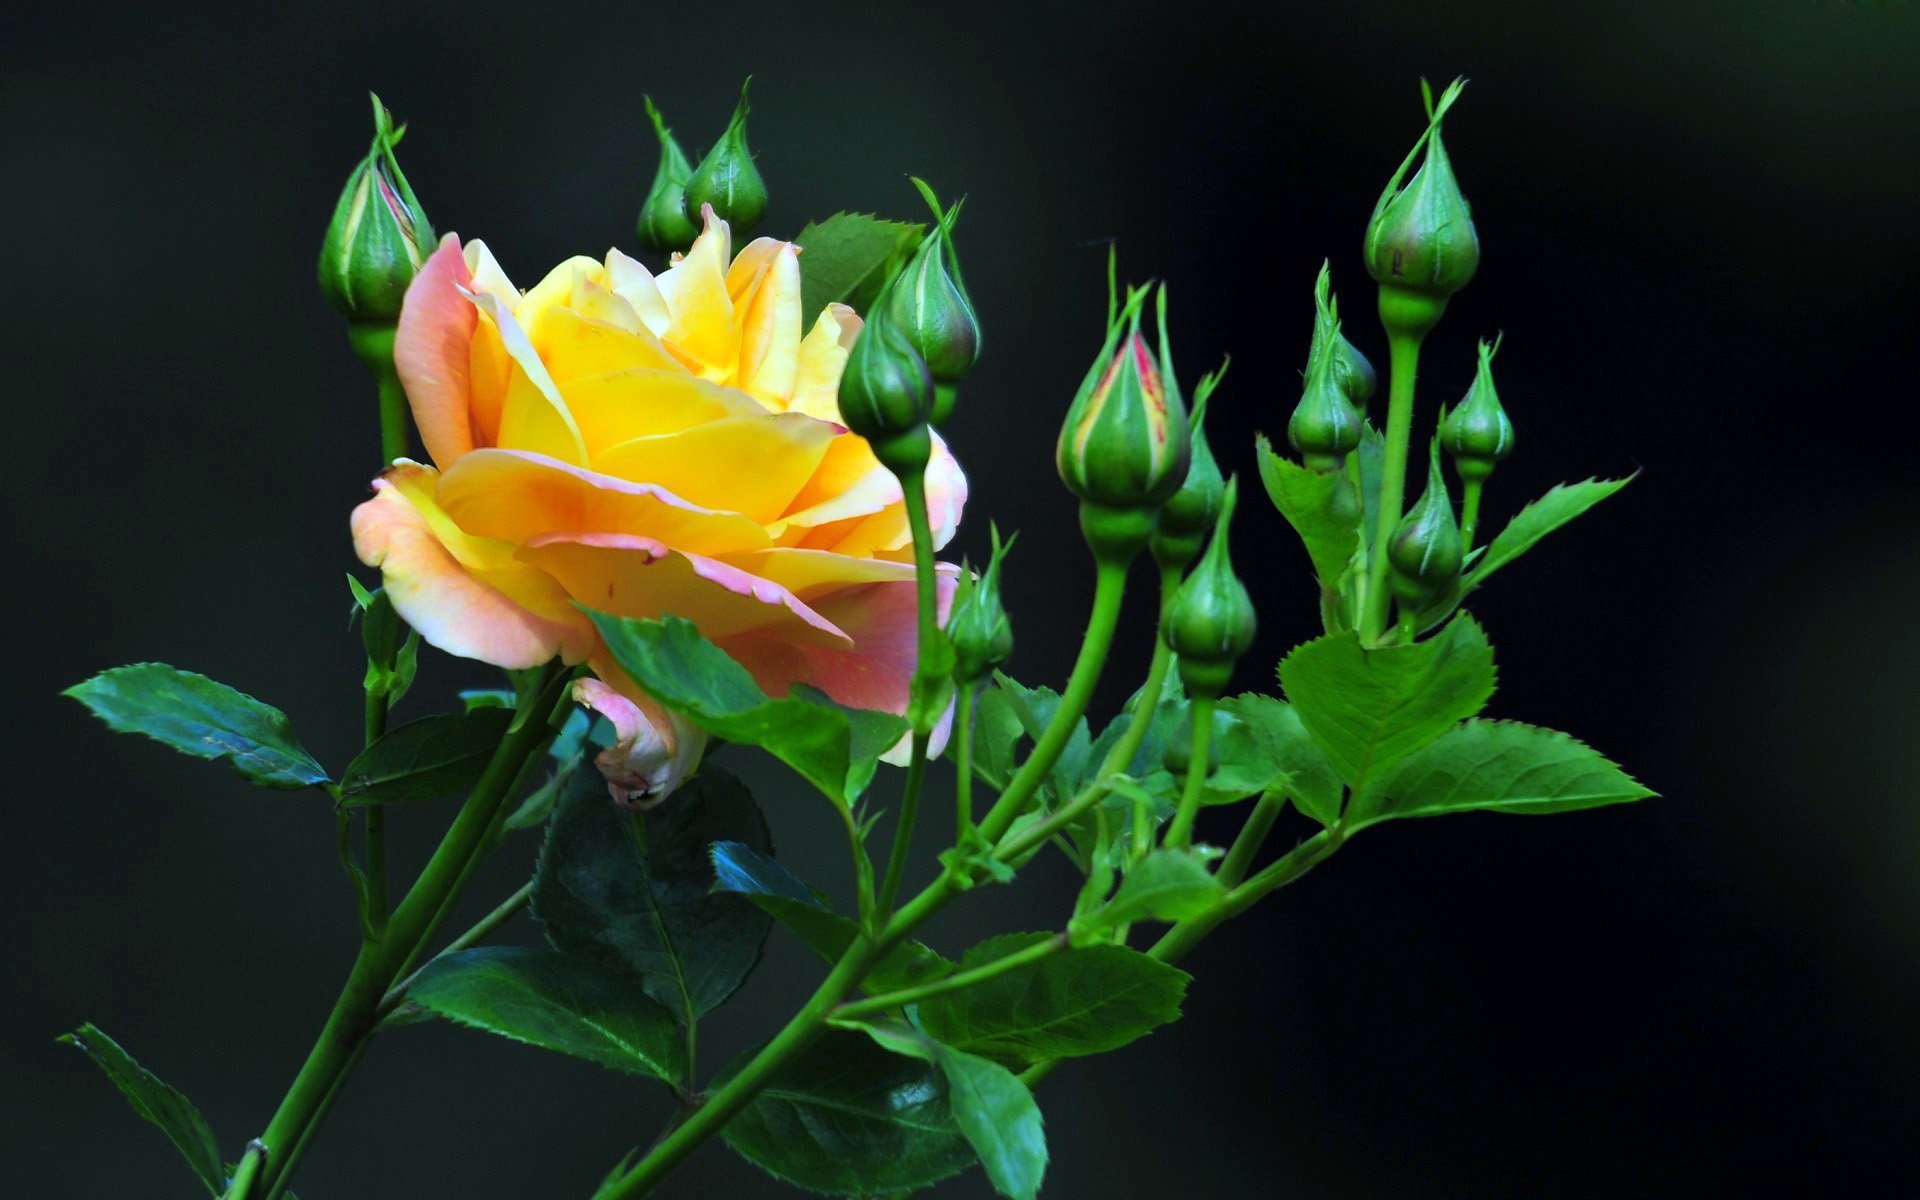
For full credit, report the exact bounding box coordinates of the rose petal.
[571,676,705,809]
[394,234,478,468]
[592,412,839,525]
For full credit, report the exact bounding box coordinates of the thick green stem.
[1149,827,1344,965]
[362,688,390,924]
[1215,790,1285,890]
[377,882,534,1023]
[1363,333,1426,640]
[878,467,941,916]
[1460,478,1484,551]
[834,932,1067,1020]
[1164,694,1216,848]
[241,666,571,1200]
[953,681,977,843]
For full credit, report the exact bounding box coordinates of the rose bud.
[684,79,768,236]
[891,180,981,425]
[1364,79,1479,338]
[1440,337,1515,485]
[1309,262,1377,410]
[1165,476,1257,699]
[318,93,433,323]
[1387,443,1466,611]
[1151,363,1227,573]
[1057,283,1192,562]
[838,271,936,477]
[636,96,700,254]
[948,524,1015,685]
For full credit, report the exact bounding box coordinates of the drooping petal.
[924,431,970,551]
[592,412,839,525]
[571,675,704,809]
[351,461,594,669]
[393,234,478,468]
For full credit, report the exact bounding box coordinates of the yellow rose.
[351,207,966,805]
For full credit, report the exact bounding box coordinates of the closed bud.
[1440,337,1514,483]
[1306,261,1377,411]
[637,97,700,254]
[1058,283,1192,561]
[318,94,433,322]
[1289,274,1364,471]
[1365,80,1479,337]
[1151,364,1227,571]
[949,525,1015,685]
[838,272,935,475]
[892,181,981,414]
[684,79,768,236]
[1388,443,1465,606]
[1166,477,1257,698]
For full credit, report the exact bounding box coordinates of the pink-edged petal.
[924,431,969,551]
[394,234,478,468]
[572,676,705,809]
[351,462,593,669]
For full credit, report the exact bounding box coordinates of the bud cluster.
[638,80,768,253]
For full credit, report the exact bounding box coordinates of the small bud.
[949,525,1015,685]
[684,79,768,237]
[1165,477,1257,698]
[838,271,935,476]
[1289,275,1364,472]
[1365,80,1479,338]
[318,95,433,323]
[1387,442,1465,607]
[892,181,981,419]
[1151,363,1227,572]
[1058,283,1192,561]
[1439,337,1514,483]
[637,97,700,254]
[1310,265,1377,409]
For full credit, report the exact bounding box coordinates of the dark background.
[8,1,1919,1196]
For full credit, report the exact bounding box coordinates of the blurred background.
[7,0,1919,1195]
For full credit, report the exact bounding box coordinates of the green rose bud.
[949,525,1015,685]
[318,94,433,323]
[1309,264,1378,409]
[637,97,700,254]
[1439,337,1514,483]
[1365,79,1479,338]
[684,79,768,237]
[1058,283,1192,562]
[1165,477,1256,698]
[1151,363,1227,572]
[838,271,935,476]
[893,180,981,427]
[1387,442,1465,608]
[1289,275,1364,471]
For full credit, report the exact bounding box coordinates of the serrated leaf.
[588,612,905,807]
[994,673,1090,810]
[852,1022,1048,1200]
[1090,848,1223,929]
[1216,694,1344,827]
[337,709,513,805]
[917,933,1189,1064]
[532,764,771,1027]
[1278,614,1496,790]
[64,663,328,789]
[1256,433,1362,586]
[59,1023,225,1193]
[407,946,685,1082]
[970,687,1024,790]
[719,1028,975,1195]
[709,841,953,994]
[1351,719,1654,828]
[794,212,924,323]
[1469,477,1633,587]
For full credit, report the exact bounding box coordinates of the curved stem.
[878,468,940,916]
[1164,694,1216,848]
[835,932,1067,1020]
[1096,562,1181,780]
[377,881,534,1023]
[1363,333,1425,640]
[1215,790,1285,890]
[1149,827,1344,965]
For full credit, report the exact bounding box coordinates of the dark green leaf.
[337,709,513,806]
[794,212,924,323]
[532,763,771,1026]
[1085,679,1186,784]
[64,663,328,789]
[1256,434,1362,587]
[1278,615,1496,790]
[1352,719,1654,828]
[407,946,685,1082]
[1469,477,1634,587]
[993,673,1090,809]
[854,1022,1047,1200]
[710,841,953,994]
[1216,694,1344,826]
[588,612,906,807]
[1092,848,1223,928]
[59,1023,225,1193]
[719,1028,974,1195]
[918,934,1189,1064]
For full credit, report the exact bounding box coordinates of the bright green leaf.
[1468,477,1634,588]
[970,687,1024,790]
[1092,848,1223,928]
[1351,719,1654,828]
[1216,694,1344,826]
[794,212,924,323]
[1256,433,1362,587]
[64,663,328,789]
[407,946,685,1082]
[337,709,513,806]
[59,1023,225,1194]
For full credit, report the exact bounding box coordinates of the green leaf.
[709,841,954,994]
[918,933,1189,1064]
[59,1023,225,1194]
[1256,433,1362,586]
[1278,614,1497,790]
[1468,476,1634,587]
[64,663,329,789]
[406,946,685,1082]
[719,1027,975,1195]
[1091,848,1223,928]
[794,212,924,323]
[1216,694,1344,827]
[459,688,516,712]
[1085,679,1186,784]
[337,709,513,806]
[587,612,905,807]
[1352,719,1654,828]
[970,687,1024,790]
[853,1022,1048,1200]
[993,673,1090,809]
[532,763,771,1027]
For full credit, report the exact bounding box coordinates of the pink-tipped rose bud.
[570,679,706,810]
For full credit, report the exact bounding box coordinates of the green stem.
[1363,333,1425,640]
[878,467,941,917]
[241,666,571,1200]
[1460,478,1483,551]
[1164,694,1216,848]
[953,681,977,844]
[1215,790,1285,890]
[362,688,390,924]
[376,882,535,1023]
[834,932,1067,1020]
[1149,827,1344,965]
[226,1143,266,1199]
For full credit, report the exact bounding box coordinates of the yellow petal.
[655,206,736,377]
[592,412,839,525]
[569,275,643,334]
[514,254,604,333]
[732,240,802,407]
[788,303,862,421]
[467,289,588,465]
[604,248,671,337]
[529,302,689,392]
[562,368,761,457]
